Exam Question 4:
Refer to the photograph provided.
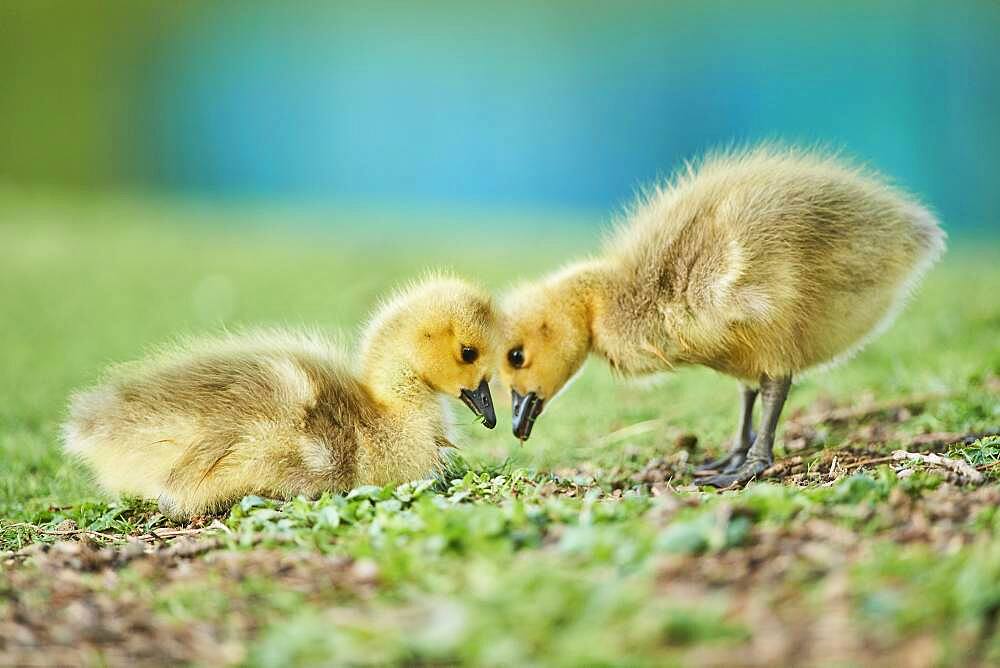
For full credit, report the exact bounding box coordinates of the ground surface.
[1,192,999,666]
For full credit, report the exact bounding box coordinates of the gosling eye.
[507,347,525,369]
[461,346,479,363]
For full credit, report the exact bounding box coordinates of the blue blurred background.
[1,0,998,232]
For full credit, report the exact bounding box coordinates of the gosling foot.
[694,431,756,475]
[698,457,771,489]
[694,451,744,476]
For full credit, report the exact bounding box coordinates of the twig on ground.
[3,521,217,553]
[891,450,985,485]
[149,527,212,540]
[784,429,996,474]
[3,523,114,541]
[842,455,897,471]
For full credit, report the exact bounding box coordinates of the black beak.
[511,389,544,441]
[459,378,497,429]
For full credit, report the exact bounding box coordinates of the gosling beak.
[459,378,497,429]
[511,389,544,441]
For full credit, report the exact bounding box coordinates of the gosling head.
[361,275,500,428]
[500,276,593,441]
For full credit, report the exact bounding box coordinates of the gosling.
[63,276,500,519]
[500,146,945,487]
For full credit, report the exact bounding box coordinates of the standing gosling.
[500,146,945,487]
[63,276,500,519]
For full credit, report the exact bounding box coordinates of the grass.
[1,190,999,665]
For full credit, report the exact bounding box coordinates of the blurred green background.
[2,0,999,232]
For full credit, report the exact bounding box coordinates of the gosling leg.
[694,384,758,474]
[699,374,791,488]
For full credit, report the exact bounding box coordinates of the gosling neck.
[560,258,681,375]
[359,335,437,413]
[547,259,615,355]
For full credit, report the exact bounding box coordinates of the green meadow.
[1,191,998,665]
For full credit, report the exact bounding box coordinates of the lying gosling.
[500,146,945,487]
[63,276,500,519]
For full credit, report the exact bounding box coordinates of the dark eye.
[507,347,525,368]
[461,346,479,363]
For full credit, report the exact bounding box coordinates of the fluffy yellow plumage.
[500,146,945,486]
[63,276,500,519]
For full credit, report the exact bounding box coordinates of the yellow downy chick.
[500,146,945,487]
[63,276,500,519]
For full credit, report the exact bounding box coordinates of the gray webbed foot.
[698,457,771,488]
[694,430,756,475]
[695,450,745,475]
[694,374,790,488]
